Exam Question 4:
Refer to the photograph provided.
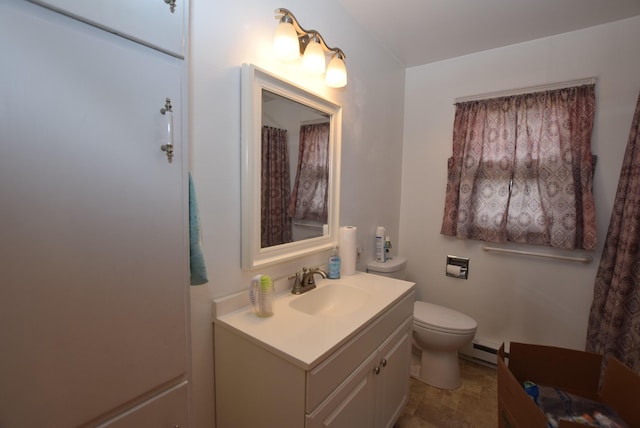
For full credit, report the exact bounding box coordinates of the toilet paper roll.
[339,226,357,276]
[446,264,462,276]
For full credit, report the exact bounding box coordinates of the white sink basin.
[289,283,371,316]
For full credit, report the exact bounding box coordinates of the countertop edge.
[213,278,416,371]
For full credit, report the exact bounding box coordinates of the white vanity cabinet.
[0,1,189,427]
[214,285,415,428]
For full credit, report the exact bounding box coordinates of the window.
[441,84,597,250]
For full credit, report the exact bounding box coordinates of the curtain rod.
[482,246,593,264]
[454,77,597,104]
[301,118,330,125]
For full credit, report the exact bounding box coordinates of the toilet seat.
[413,301,477,335]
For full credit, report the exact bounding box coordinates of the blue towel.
[189,173,208,285]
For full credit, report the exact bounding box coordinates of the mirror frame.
[241,64,342,270]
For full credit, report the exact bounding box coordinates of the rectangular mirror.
[241,64,342,270]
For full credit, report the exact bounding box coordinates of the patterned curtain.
[261,126,292,248]
[441,84,597,250]
[288,122,330,223]
[586,92,640,373]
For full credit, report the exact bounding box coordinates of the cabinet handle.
[164,0,176,13]
[374,366,380,375]
[381,358,387,367]
[160,98,174,163]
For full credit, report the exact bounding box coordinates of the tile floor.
[395,358,498,428]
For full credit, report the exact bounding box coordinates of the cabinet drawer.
[305,292,414,412]
[28,0,187,57]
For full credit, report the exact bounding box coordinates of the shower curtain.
[261,126,292,247]
[586,92,640,373]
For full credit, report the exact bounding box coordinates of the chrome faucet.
[291,267,327,294]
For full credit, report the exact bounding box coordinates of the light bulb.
[325,53,347,88]
[302,36,326,75]
[273,17,300,61]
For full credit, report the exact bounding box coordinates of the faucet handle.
[288,271,301,282]
[289,271,302,293]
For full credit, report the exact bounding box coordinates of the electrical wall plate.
[446,255,469,279]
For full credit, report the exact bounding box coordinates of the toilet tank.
[366,257,407,280]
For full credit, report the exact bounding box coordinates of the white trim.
[454,77,597,104]
[240,64,342,270]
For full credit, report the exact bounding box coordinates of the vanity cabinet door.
[28,0,186,57]
[306,316,413,428]
[375,317,413,428]
[0,1,188,427]
[306,352,377,428]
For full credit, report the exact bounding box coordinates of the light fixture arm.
[275,8,346,59]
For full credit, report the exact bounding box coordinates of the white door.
[0,1,188,426]
[27,0,186,57]
[98,382,189,428]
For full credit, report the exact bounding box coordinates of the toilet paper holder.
[446,255,469,279]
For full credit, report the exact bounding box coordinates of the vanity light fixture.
[273,8,347,88]
[302,34,326,75]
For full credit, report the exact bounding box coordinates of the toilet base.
[416,348,461,390]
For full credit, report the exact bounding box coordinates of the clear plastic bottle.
[249,275,274,317]
[376,226,387,263]
[328,246,341,279]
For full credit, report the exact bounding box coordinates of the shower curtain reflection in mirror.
[261,126,292,247]
[261,122,330,248]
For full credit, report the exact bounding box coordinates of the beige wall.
[400,16,640,353]
[188,0,406,426]
[190,2,640,425]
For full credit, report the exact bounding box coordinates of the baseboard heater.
[460,339,504,366]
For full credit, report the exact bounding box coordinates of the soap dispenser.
[328,245,341,279]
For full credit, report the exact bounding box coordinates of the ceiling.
[335,0,640,67]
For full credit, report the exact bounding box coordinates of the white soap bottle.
[376,226,386,263]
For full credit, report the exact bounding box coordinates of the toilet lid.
[414,301,477,334]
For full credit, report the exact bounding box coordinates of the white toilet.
[366,257,477,390]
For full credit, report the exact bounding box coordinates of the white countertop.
[213,271,415,370]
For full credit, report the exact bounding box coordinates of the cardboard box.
[497,342,640,428]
